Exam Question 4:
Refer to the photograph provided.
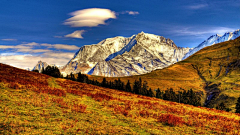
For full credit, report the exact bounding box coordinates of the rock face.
[182,29,240,60]
[62,32,191,77]
[61,36,133,75]
[32,60,49,73]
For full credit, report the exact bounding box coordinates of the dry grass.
[1,63,240,134]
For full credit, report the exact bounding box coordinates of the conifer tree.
[141,81,148,96]
[235,97,240,113]
[42,65,61,78]
[101,78,107,87]
[125,80,132,92]
[77,72,84,82]
[147,88,154,97]
[156,88,163,99]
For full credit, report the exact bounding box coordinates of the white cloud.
[0,45,15,49]
[122,11,139,15]
[21,42,39,46]
[0,42,79,53]
[64,8,116,27]
[0,54,74,69]
[0,42,79,69]
[41,43,52,47]
[172,26,236,37]
[1,39,17,41]
[53,44,79,50]
[186,4,208,10]
[1,53,17,56]
[127,11,139,15]
[65,30,85,38]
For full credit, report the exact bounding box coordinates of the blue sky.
[0,0,239,68]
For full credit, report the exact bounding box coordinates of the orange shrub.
[158,114,184,126]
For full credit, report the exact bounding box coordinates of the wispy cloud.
[1,38,17,41]
[53,44,79,50]
[0,45,15,49]
[120,11,139,15]
[0,42,79,53]
[65,30,85,39]
[171,26,236,37]
[186,4,208,10]
[64,8,116,27]
[21,42,39,46]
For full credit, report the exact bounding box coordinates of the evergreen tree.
[101,78,107,87]
[125,80,132,92]
[32,69,39,73]
[235,97,240,113]
[141,81,148,96]
[42,65,61,78]
[77,72,84,82]
[156,88,163,99]
[133,78,142,94]
[70,72,75,81]
[147,88,154,97]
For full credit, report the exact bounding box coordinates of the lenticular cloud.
[64,8,116,27]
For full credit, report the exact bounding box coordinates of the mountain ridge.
[182,29,240,60]
[62,32,190,77]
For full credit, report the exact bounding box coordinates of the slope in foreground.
[1,63,240,134]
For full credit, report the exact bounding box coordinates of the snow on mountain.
[62,31,191,77]
[89,32,191,77]
[31,61,58,73]
[105,35,137,61]
[61,36,133,75]
[182,29,240,60]
[32,60,49,73]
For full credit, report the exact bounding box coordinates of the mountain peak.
[32,61,49,72]
[182,29,240,60]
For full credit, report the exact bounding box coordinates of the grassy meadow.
[1,63,240,134]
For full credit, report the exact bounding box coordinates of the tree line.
[66,72,202,107]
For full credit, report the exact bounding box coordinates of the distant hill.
[1,63,240,134]
[89,36,240,111]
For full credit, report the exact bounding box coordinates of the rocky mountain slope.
[32,60,58,73]
[32,60,49,72]
[182,29,240,60]
[62,32,191,77]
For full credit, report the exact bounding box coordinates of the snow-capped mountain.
[32,60,49,72]
[62,32,191,77]
[61,36,133,76]
[182,29,240,60]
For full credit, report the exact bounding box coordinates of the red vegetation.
[158,114,184,126]
[91,93,115,102]
[0,63,66,97]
